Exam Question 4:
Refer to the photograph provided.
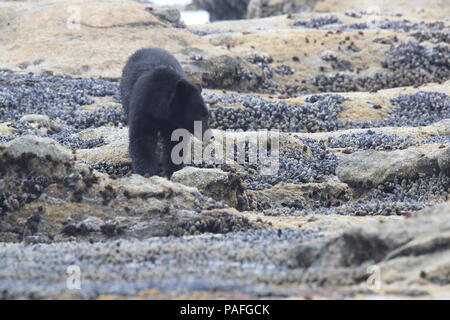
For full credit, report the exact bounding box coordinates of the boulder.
[336,147,444,188]
[290,203,450,286]
[171,166,246,209]
[150,7,185,27]
[247,180,352,211]
[0,135,264,242]
[19,114,51,127]
[247,0,318,18]
[437,147,450,172]
[0,135,75,179]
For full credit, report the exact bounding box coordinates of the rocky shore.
[0,0,449,299]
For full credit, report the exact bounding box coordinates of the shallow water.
[143,0,210,25]
[181,10,210,25]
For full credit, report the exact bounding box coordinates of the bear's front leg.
[129,122,159,176]
[161,128,189,178]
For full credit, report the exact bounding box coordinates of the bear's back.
[120,47,186,118]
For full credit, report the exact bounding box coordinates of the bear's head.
[169,79,211,142]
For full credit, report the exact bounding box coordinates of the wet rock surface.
[1,0,450,299]
[171,167,247,209]
[290,203,450,288]
[0,135,265,243]
[190,10,449,95]
[247,0,319,19]
[336,147,440,188]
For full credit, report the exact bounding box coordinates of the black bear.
[120,47,211,178]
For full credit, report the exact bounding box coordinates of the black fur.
[120,47,210,178]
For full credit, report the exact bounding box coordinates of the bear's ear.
[194,83,202,93]
[169,80,190,117]
[174,79,191,98]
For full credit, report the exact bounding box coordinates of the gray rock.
[247,0,318,18]
[0,135,264,242]
[19,114,51,127]
[119,174,201,210]
[247,180,352,212]
[434,119,450,136]
[1,135,75,179]
[437,147,450,171]
[149,7,185,27]
[79,217,105,232]
[289,203,450,286]
[2,135,73,162]
[171,167,246,209]
[186,55,266,92]
[336,149,439,188]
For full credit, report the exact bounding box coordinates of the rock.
[186,54,266,92]
[0,0,266,91]
[0,159,261,242]
[149,7,185,27]
[190,13,450,94]
[171,167,246,209]
[19,114,55,135]
[2,1,448,95]
[62,217,105,235]
[0,122,14,136]
[292,118,450,140]
[433,119,450,136]
[76,138,129,164]
[246,180,352,211]
[336,147,442,188]
[0,134,266,242]
[19,114,51,127]
[247,0,318,19]
[193,0,250,21]
[73,127,131,168]
[2,135,73,163]
[315,0,450,20]
[437,147,450,171]
[0,135,75,179]
[289,203,450,286]
[119,174,200,209]
[336,149,421,188]
[245,50,274,64]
